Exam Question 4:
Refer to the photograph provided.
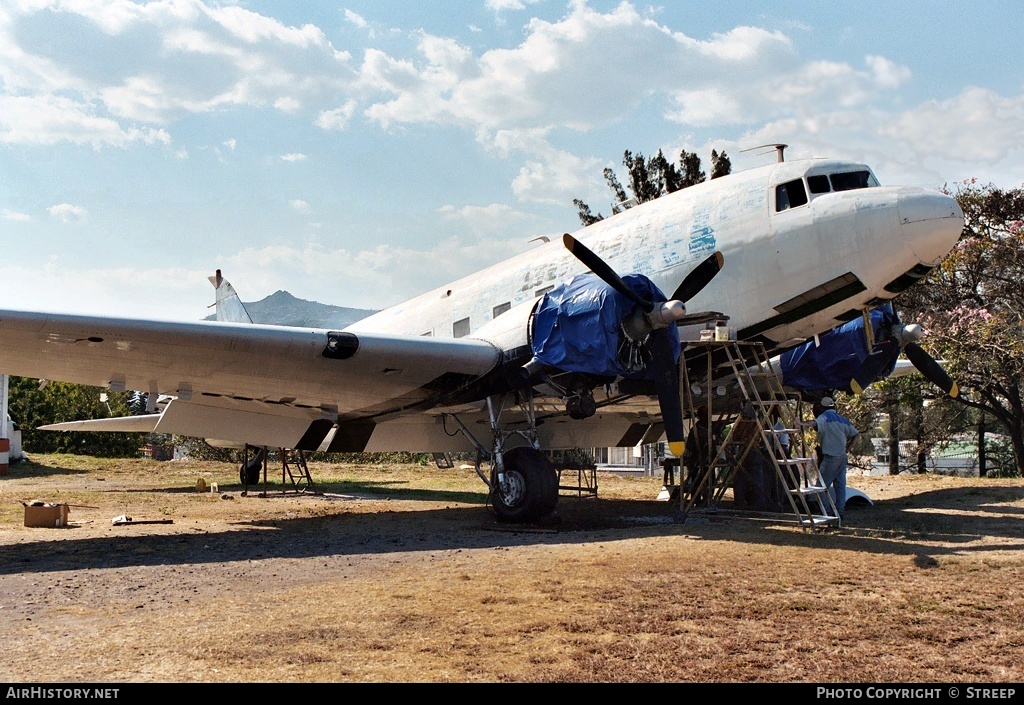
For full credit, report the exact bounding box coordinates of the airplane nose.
[898,189,964,265]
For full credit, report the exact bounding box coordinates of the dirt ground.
[1,453,1023,683]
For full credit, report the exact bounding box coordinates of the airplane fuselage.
[349,159,963,360]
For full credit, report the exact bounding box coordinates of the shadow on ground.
[2,481,1023,576]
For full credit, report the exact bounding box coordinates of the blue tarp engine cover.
[780,308,898,390]
[530,272,679,380]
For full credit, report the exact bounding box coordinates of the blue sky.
[1,0,1022,320]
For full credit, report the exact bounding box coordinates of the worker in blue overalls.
[802,396,859,518]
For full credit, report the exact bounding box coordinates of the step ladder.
[281,448,316,494]
[678,340,840,531]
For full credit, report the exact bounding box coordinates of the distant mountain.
[205,290,378,329]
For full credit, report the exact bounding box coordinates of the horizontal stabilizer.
[40,414,162,433]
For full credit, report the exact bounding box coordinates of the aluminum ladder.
[679,340,841,531]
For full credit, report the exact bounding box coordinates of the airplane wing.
[0,309,502,451]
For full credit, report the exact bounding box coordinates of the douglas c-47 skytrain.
[0,154,964,523]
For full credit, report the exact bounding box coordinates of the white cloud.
[485,127,603,205]
[316,100,358,130]
[665,52,912,127]
[274,96,301,112]
[1,1,357,145]
[219,238,528,309]
[344,9,369,29]
[511,148,602,205]
[281,153,307,162]
[866,55,912,89]
[715,85,1024,189]
[880,87,1024,164]
[354,2,915,148]
[437,202,535,237]
[223,138,237,150]
[2,262,215,320]
[0,95,170,147]
[207,5,331,47]
[289,199,310,212]
[486,0,541,11]
[2,209,31,222]
[47,204,88,222]
[360,4,678,132]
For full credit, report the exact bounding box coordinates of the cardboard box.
[23,503,70,528]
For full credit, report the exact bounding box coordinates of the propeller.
[562,234,656,312]
[562,233,724,457]
[849,306,959,398]
[904,341,958,397]
[670,251,724,303]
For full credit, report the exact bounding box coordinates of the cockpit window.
[775,179,808,212]
[807,175,831,194]
[830,170,878,191]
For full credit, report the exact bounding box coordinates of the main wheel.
[490,446,558,523]
[240,450,264,485]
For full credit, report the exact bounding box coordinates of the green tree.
[7,377,144,457]
[851,375,973,475]
[575,147,731,226]
[679,149,705,188]
[899,180,1024,475]
[710,149,732,180]
[572,199,603,226]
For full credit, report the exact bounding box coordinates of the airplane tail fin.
[208,269,254,324]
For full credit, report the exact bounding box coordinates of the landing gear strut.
[446,391,559,524]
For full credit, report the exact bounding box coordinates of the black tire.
[490,446,558,523]
[240,451,263,485]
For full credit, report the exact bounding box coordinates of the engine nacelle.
[522,272,679,380]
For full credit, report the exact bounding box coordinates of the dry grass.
[1,453,1023,682]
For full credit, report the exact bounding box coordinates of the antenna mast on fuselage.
[741,143,788,163]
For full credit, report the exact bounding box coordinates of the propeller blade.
[670,251,724,303]
[562,233,654,312]
[648,328,686,457]
[904,342,960,398]
[850,338,900,394]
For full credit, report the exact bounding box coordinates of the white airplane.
[0,156,964,522]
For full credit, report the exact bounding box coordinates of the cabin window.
[452,317,471,338]
[807,175,831,194]
[775,179,808,212]
[420,330,434,337]
[535,285,554,297]
[492,302,511,319]
[830,170,877,191]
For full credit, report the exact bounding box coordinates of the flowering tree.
[900,181,1024,475]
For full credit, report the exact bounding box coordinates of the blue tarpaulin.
[779,307,898,391]
[531,272,679,380]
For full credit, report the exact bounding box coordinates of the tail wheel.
[491,446,558,523]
